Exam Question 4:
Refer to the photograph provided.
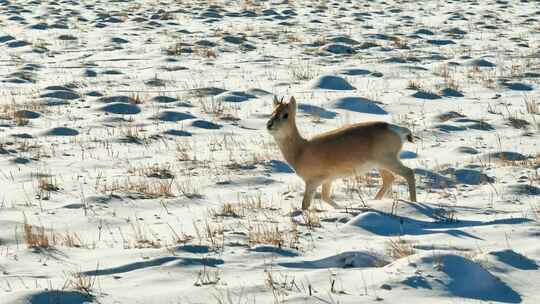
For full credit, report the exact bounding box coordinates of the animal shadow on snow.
[414,167,495,188]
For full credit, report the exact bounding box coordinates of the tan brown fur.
[267,96,416,210]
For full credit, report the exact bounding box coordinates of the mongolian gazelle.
[267,96,417,210]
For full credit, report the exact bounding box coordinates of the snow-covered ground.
[1,0,539,303]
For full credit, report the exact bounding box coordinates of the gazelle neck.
[273,119,306,168]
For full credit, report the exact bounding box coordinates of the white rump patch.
[388,124,411,143]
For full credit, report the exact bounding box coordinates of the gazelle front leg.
[381,157,417,202]
[322,182,340,208]
[374,169,395,200]
[302,182,318,210]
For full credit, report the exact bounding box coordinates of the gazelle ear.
[289,96,297,108]
[288,96,297,115]
[272,95,280,108]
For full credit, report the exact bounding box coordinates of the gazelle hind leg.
[322,182,340,208]
[302,182,318,210]
[381,158,417,202]
[374,169,395,200]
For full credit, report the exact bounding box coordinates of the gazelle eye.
[283,113,289,119]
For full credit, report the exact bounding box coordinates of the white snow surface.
[0,0,539,303]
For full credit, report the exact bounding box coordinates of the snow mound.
[346,212,409,236]
[329,97,387,114]
[311,75,355,90]
[279,251,387,269]
[417,254,522,303]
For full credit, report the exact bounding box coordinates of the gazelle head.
[266,96,297,137]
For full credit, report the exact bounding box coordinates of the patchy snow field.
[1,0,539,303]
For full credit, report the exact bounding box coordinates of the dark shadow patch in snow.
[490,250,538,270]
[40,91,80,100]
[414,28,435,35]
[400,151,417,159]
[189,87,227,97]
[101,69,123,75]
[468,58,496,67]
[435,124,467,132]
[508,184,540,196]
[264,160,294,173]
[86,195,124,204]
[191,120,222,129]
[279,251,386,269]
[62,203,85,209]
[86,91,103,97]
[426,39,455,45]
[466,121,495,131]
[340,68,372,76]
[99,103,141,115]
[442,168,494,185]
[441,88,464,97]
[0,35,15,43]
[415,168,456,189]
[436,111,465,122]
[456,146,479,155]
[82,256,223,276]
[11,157,31,164]
[501,82,533,91]
[486,151,528,161]
[347,210,530,239]
[14,110,40,119]
[320,43,356,55]
[152,111,195,122]
[11,133,33,139]
[7,40,31,48]
[151,96,177,103]
[164,129,192,137]
[43,127,79,137]
[26,290,94,304]
[218,91,257,103]
[412,91,442,100]
[98,95,134,103]
[250,245,299,257]
[298,103,338,119]
[176,245,210,254]
[402,275,432,289]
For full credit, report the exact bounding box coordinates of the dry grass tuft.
[64,271,96,297]
[23,220,51,249]
[299,210,321,229]
[129,94,145,105]
[38,176,60,192]
[407,80,422,90]
[101,178,174,199]
[194,263,221,286]
[248,222,299,250]
[386,237,415,259]
[524,96,539,115]
[211,203,244,218]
